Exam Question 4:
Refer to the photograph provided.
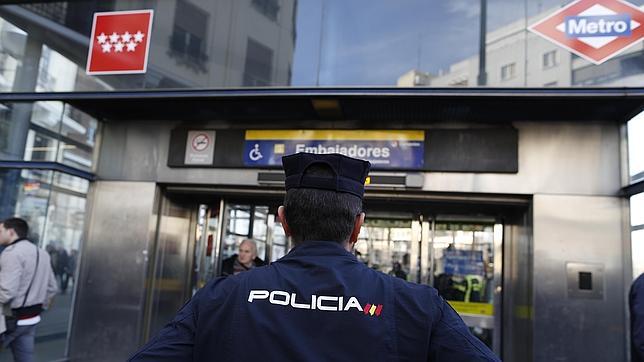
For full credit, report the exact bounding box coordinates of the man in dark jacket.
[129,152,499,361]
[221,239,266,276]
[632,273,644,362]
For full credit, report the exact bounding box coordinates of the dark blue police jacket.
[129,241,500,361]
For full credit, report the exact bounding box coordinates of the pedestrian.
[221,239,266,276]
[631,272,644,362]
[389,261,408,280]
[0,218,58,362]
[128,152,499,361]
[56,246,70,294]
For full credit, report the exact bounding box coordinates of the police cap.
[282,152,371,198]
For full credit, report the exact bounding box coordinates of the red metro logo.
[529,0,644,64]
[248,290,383,317]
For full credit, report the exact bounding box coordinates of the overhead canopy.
[1,87,643,124]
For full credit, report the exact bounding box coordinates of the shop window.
[169,0,209,69]
[243,38,273,86]
[252,0,280,22]
[628,110,644,183]
[500,63,516,81]
[0,168,89,361]
[542,50,558,69]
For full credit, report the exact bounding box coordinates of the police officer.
[128,153,500,361]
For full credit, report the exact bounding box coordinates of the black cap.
[282,153,371,198]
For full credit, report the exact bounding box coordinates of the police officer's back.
[129,153,499,361]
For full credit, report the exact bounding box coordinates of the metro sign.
[86,10,154,75]
[529,0,644,64]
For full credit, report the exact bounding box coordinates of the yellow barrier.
[448,301,494,316]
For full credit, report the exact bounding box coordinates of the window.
[628,110,644,183]
[169,0,209,68]
[632,194,644,278]
[243,38,274,86]
[632,193,644,227]
[0,101,99,170]
[500,63,516,81]
[0,18,27,92]
[252,0,280,22]
[0,168,89,362]
[543,50,558,68]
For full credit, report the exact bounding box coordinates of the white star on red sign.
[96,32,107,44]
[134,30,145,42]
[86,9,153,75]
[101,42,112,53]
[109,32,120,43]
[95,32,143,52]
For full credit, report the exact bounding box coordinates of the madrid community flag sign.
[529,0,644,64]
[86,10,154,75]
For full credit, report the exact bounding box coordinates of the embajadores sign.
[243,130,424,170]
[529,0,644,64]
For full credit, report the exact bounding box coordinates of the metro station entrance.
[143,188,522,357]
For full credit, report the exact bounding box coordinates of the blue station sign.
[243,130,425,169]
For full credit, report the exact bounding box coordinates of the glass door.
[216,201,289,277]
[356,214,422,283]
[192,203,222,293]
[425,218,503,354]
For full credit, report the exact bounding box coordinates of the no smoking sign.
[191,133,210,152]
[185,131,216,165]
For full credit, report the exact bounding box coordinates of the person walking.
[0,218,58,362]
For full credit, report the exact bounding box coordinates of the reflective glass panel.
[61,105,98,148]
[0,18,26,92]
[633,229,644,279]
[632,193,644,227]
[29,101,63,133]
[57,140,93,171]
[0,102,29,160]
[357,218,413,280]
[432,222,496,349]
[53,171,90,194]
[24,129,58,162]
[628,110,644,182]
[0,169,89,361]
[36,44,79,92]
[1,0,643,91]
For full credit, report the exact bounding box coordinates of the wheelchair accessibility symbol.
[248,143,263,161]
